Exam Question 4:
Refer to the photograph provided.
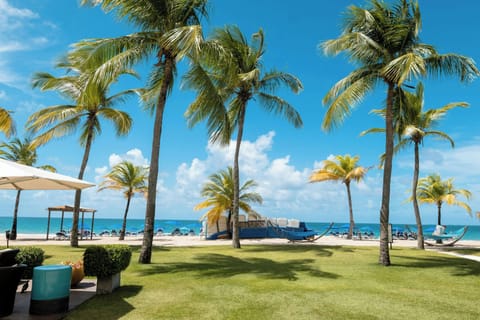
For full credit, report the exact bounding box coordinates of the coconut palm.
[321,0,478,265]
[26,54,137,247]
[0,137,56,240]
[183,25,303,248]
[309,154,367,239]
[362,83,468,249]
[98,161,148,240]
[195,166,262,236]
[0,108,15,137]
[417,174,472,227]
[80,0,208,263]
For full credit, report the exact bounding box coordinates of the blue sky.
[0,0,479,226]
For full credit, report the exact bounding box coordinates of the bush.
[83,245,132,278]
[15,246,45,279]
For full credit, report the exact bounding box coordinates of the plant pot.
[96,272,121,295]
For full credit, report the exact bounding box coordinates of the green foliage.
[14,246,45,279]
[83,245,132,278]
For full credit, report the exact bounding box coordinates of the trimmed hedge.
[83,245,132,278]
[15,246,45,279]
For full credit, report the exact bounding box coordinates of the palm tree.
[195,166,262,236]
[183,25,303,248]
[417,174,472,227]
[321,0,478,265]
[80,0,208,263]
[98,161,148,240]
[26,54,136,247]
[309,154,367,239]
[362,83,468,249]
[0,107,15,137]
[0,137,56,240]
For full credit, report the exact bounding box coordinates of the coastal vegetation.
[320,0,478,265]
[98,161,149,240]
[362,83,468,249]
[31,245,480,319]
[183,25,303,248]
[195,166,263,235]
[309,154,368,240]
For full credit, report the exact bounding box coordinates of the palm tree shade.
[309,154,367,239]
[183,25,302,248]
[321,0,478,265]
[98,161,148,240]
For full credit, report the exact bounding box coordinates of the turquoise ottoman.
[29,265,72,315]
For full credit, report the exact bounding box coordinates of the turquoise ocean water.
[1,216,480,240]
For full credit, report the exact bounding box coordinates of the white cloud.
[108,148,149,168]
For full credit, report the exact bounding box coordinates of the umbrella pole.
[90,212,95,240]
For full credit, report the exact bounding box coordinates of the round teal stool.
[29,265,72,315]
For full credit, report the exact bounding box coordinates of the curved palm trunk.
[379,83,395,266]
[119,194,132,241]
[9,190,21,240]
[345,182,355,239]
[232,103,247,249]
[226,208,232,237]
[412,142,424,249]
[71,124,94,247]
[139,55,174,264]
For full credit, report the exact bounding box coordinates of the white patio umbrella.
[0,158,95,190]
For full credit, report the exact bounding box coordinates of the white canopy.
[0,158,95,190]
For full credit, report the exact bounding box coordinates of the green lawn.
[38,244,480,320]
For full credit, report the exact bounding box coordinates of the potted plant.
[83,245,132,294]
[61,260,85,287]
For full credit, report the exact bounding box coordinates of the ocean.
[1,216,480,240]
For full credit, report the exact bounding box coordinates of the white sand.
[3,233,480,249]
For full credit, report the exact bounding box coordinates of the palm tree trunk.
[437,204,442,226]
[9,190,21,240]
[232,103,247,249]
[119,195,132,241]
[139,55,174,264]
[412,142,424,249]
[71,122,94,247]
[346,183,354,240]
[379,83,394,266]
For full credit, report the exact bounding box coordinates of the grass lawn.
[37,244,480,320]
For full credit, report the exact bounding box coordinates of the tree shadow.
[242,244,336,257]
[141,253,339,281]
[394,255,480,276]
[73,285,142,318]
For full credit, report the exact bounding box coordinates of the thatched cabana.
[46,205,97,240]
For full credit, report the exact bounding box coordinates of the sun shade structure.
[46,205,97,240]
[0,158,95,190]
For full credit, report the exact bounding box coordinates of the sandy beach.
[3,233,480,249]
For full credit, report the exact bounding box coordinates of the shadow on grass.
[394,254,480,276]
[141,253,339,281]
[76,285,142,318]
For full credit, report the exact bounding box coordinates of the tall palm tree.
[183,25,303,248]
[0,137,56,240]
[98,161,148,240]
[321,0,478,265]
[417,174,472,227]
[363,83,468,249]
[0,107,15,137]
[80,0,208,263]
[309,154,367,239]
[26,54,136,247]
[195,166,262,236]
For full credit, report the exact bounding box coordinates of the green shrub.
[15,246,45,279]
[83,245,132,278]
